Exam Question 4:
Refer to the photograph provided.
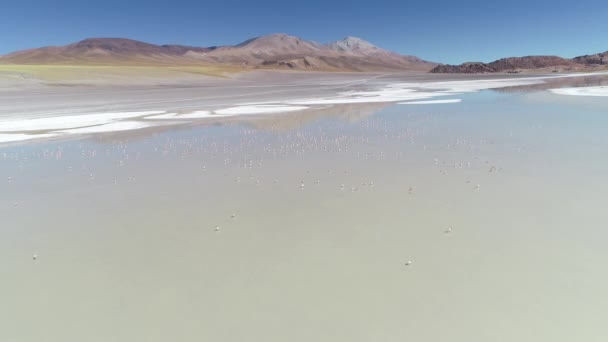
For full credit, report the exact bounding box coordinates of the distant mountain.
[197,34,327,67]
[430,54,607,74]
[0,38,217,65]
[197,34,436,71]
[327,36,382,55]
[0,34,436,72]
[325,36,430,70]
[573,51,608,66]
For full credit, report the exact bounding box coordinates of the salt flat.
[549,85,608,96]
[1,70,607,145]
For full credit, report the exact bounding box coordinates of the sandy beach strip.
[145,111,213,120]
[399,99,462,105]
[56,121,159,134]
[214,105,310,115]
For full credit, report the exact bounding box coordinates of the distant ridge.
[0,34,437,72]
[0,38,217,65]
[430,53,608,73]
[199,34,435,71]
[573,51,608,66]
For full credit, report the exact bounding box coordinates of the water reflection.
[496,74,608,93]
[2,80,608,342]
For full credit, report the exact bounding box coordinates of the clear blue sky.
[1,0,607,64]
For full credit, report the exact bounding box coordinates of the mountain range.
[2,33,606,74]
[0,34,436,72]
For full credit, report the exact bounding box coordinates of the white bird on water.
[405,260,412,266]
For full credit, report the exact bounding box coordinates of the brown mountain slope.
[489,56,577,70]
[197,34,436,71]
[195,34,327,65]
[429,62,496,73]
[326,37,433,71]
[430,54,605,73]
[0,34,436,72]
[0,38,214,65]
[573,51,608,65]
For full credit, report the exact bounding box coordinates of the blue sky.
[1,0,607,64]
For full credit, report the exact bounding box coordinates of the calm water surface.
[1,87,608,341]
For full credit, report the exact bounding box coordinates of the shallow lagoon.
[2,80,608,341]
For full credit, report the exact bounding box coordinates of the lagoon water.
[2,77,608,341]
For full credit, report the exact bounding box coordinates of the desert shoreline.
[1,69,607,146]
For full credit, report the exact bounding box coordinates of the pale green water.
[1,88,608,341]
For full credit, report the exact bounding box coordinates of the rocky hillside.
[197,34,436,71]
[430,54,604,73]
[573,51,608,66]
[0,38,217,65]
